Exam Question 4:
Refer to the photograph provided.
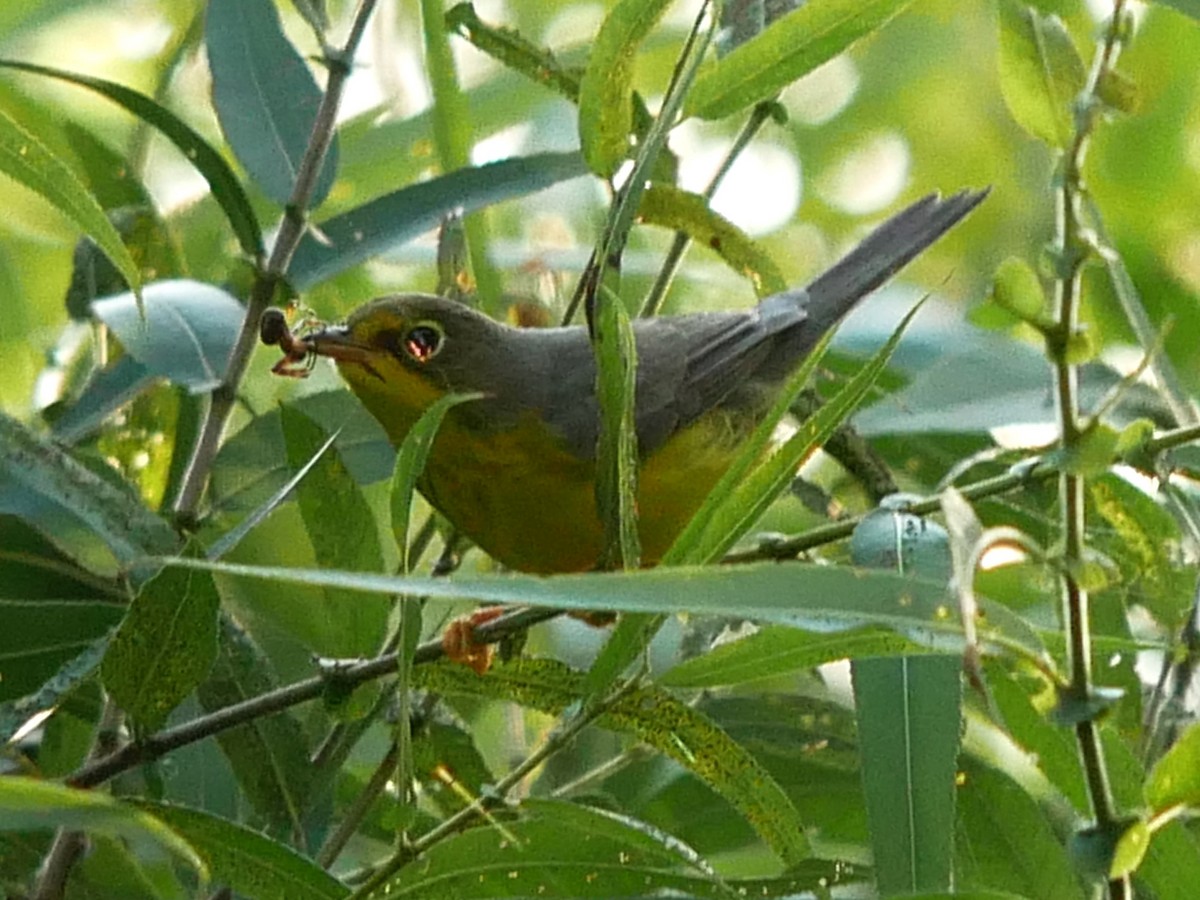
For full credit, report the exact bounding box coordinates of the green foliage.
[3,1,1200,898]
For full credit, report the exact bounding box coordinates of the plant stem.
[172,0,379,524]
[316,741,400,868]
[67,606,560,790]
[1054,3,1129,896]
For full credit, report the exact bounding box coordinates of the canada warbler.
[288,190,985,573]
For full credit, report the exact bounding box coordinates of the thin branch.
[316,741,400,868]
[172,0,380,523]
[1052,2,1130,896]
[67,606,559,790]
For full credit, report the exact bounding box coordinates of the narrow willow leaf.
[417,657,811,867]
[0,60,263,257]
[853,655,961,895]
[102,563,221,730]
[592,288,641,571]
[164,557,989,649]
[996,0,1087,148]
[0,778,205,877]
[639,184,787,296]
[447,2,582,101]
[288,152,588,289]
[577,0,674,176]
[376,797,730,898]
[659,625,927,689]
[685,0,915,120]
[956,758,1084,900]
[206,0,338,207]
[0,105,141,299]
[390,393,482,569]
[661,332,832,566]
[131,801,346,900]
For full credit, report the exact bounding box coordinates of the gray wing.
[524,187,988,459]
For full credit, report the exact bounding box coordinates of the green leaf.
[390,393,482,569]
[983,659,1089,812]
[997,0,1087,148]
[446,2,583,102]
[956,758,1085,899]
[853,654,961,895]
[195,618,315,840]
[0,412,179,575]
[101,563,221,730]
[0,104,142,300]
[660,625,928,688]
[90,280,245,393]
[1101,728,1200,899]
[0,598,123,703]
[206,0,338,208]
[1146,720,1200,812]
[280,406,389,657]
[417,658,811,867]
[209,390,394,516]
[131,801,347,900]
[577,0,673,176]
[0,777,205,877]
[991,256,1049,326]
[1110,817,1151,878]
[685,0,915,120]
[51,355,155,445]
[374,797,732,898]
[0,59,263,258]
[163,557,986,647]
[638,184,788,296]
[592,287,641,571]
[288,152,589,289]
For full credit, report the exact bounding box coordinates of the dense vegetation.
[3,1,1200,898]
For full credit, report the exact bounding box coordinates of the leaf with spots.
[101,562,220,731]
[415,658,811,867]
[373,797,734,898]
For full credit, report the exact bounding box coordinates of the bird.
[269,190,986,574]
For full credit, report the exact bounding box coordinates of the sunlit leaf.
[0,59,263,258]
[0,105,142,300]
[685,0,915,120]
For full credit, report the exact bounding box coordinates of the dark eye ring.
[403,323,443,363]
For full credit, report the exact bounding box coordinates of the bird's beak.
[305,325,374,366]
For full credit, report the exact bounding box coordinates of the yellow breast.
[420,409,743,573]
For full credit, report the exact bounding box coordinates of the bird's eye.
[403,323,443,363]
